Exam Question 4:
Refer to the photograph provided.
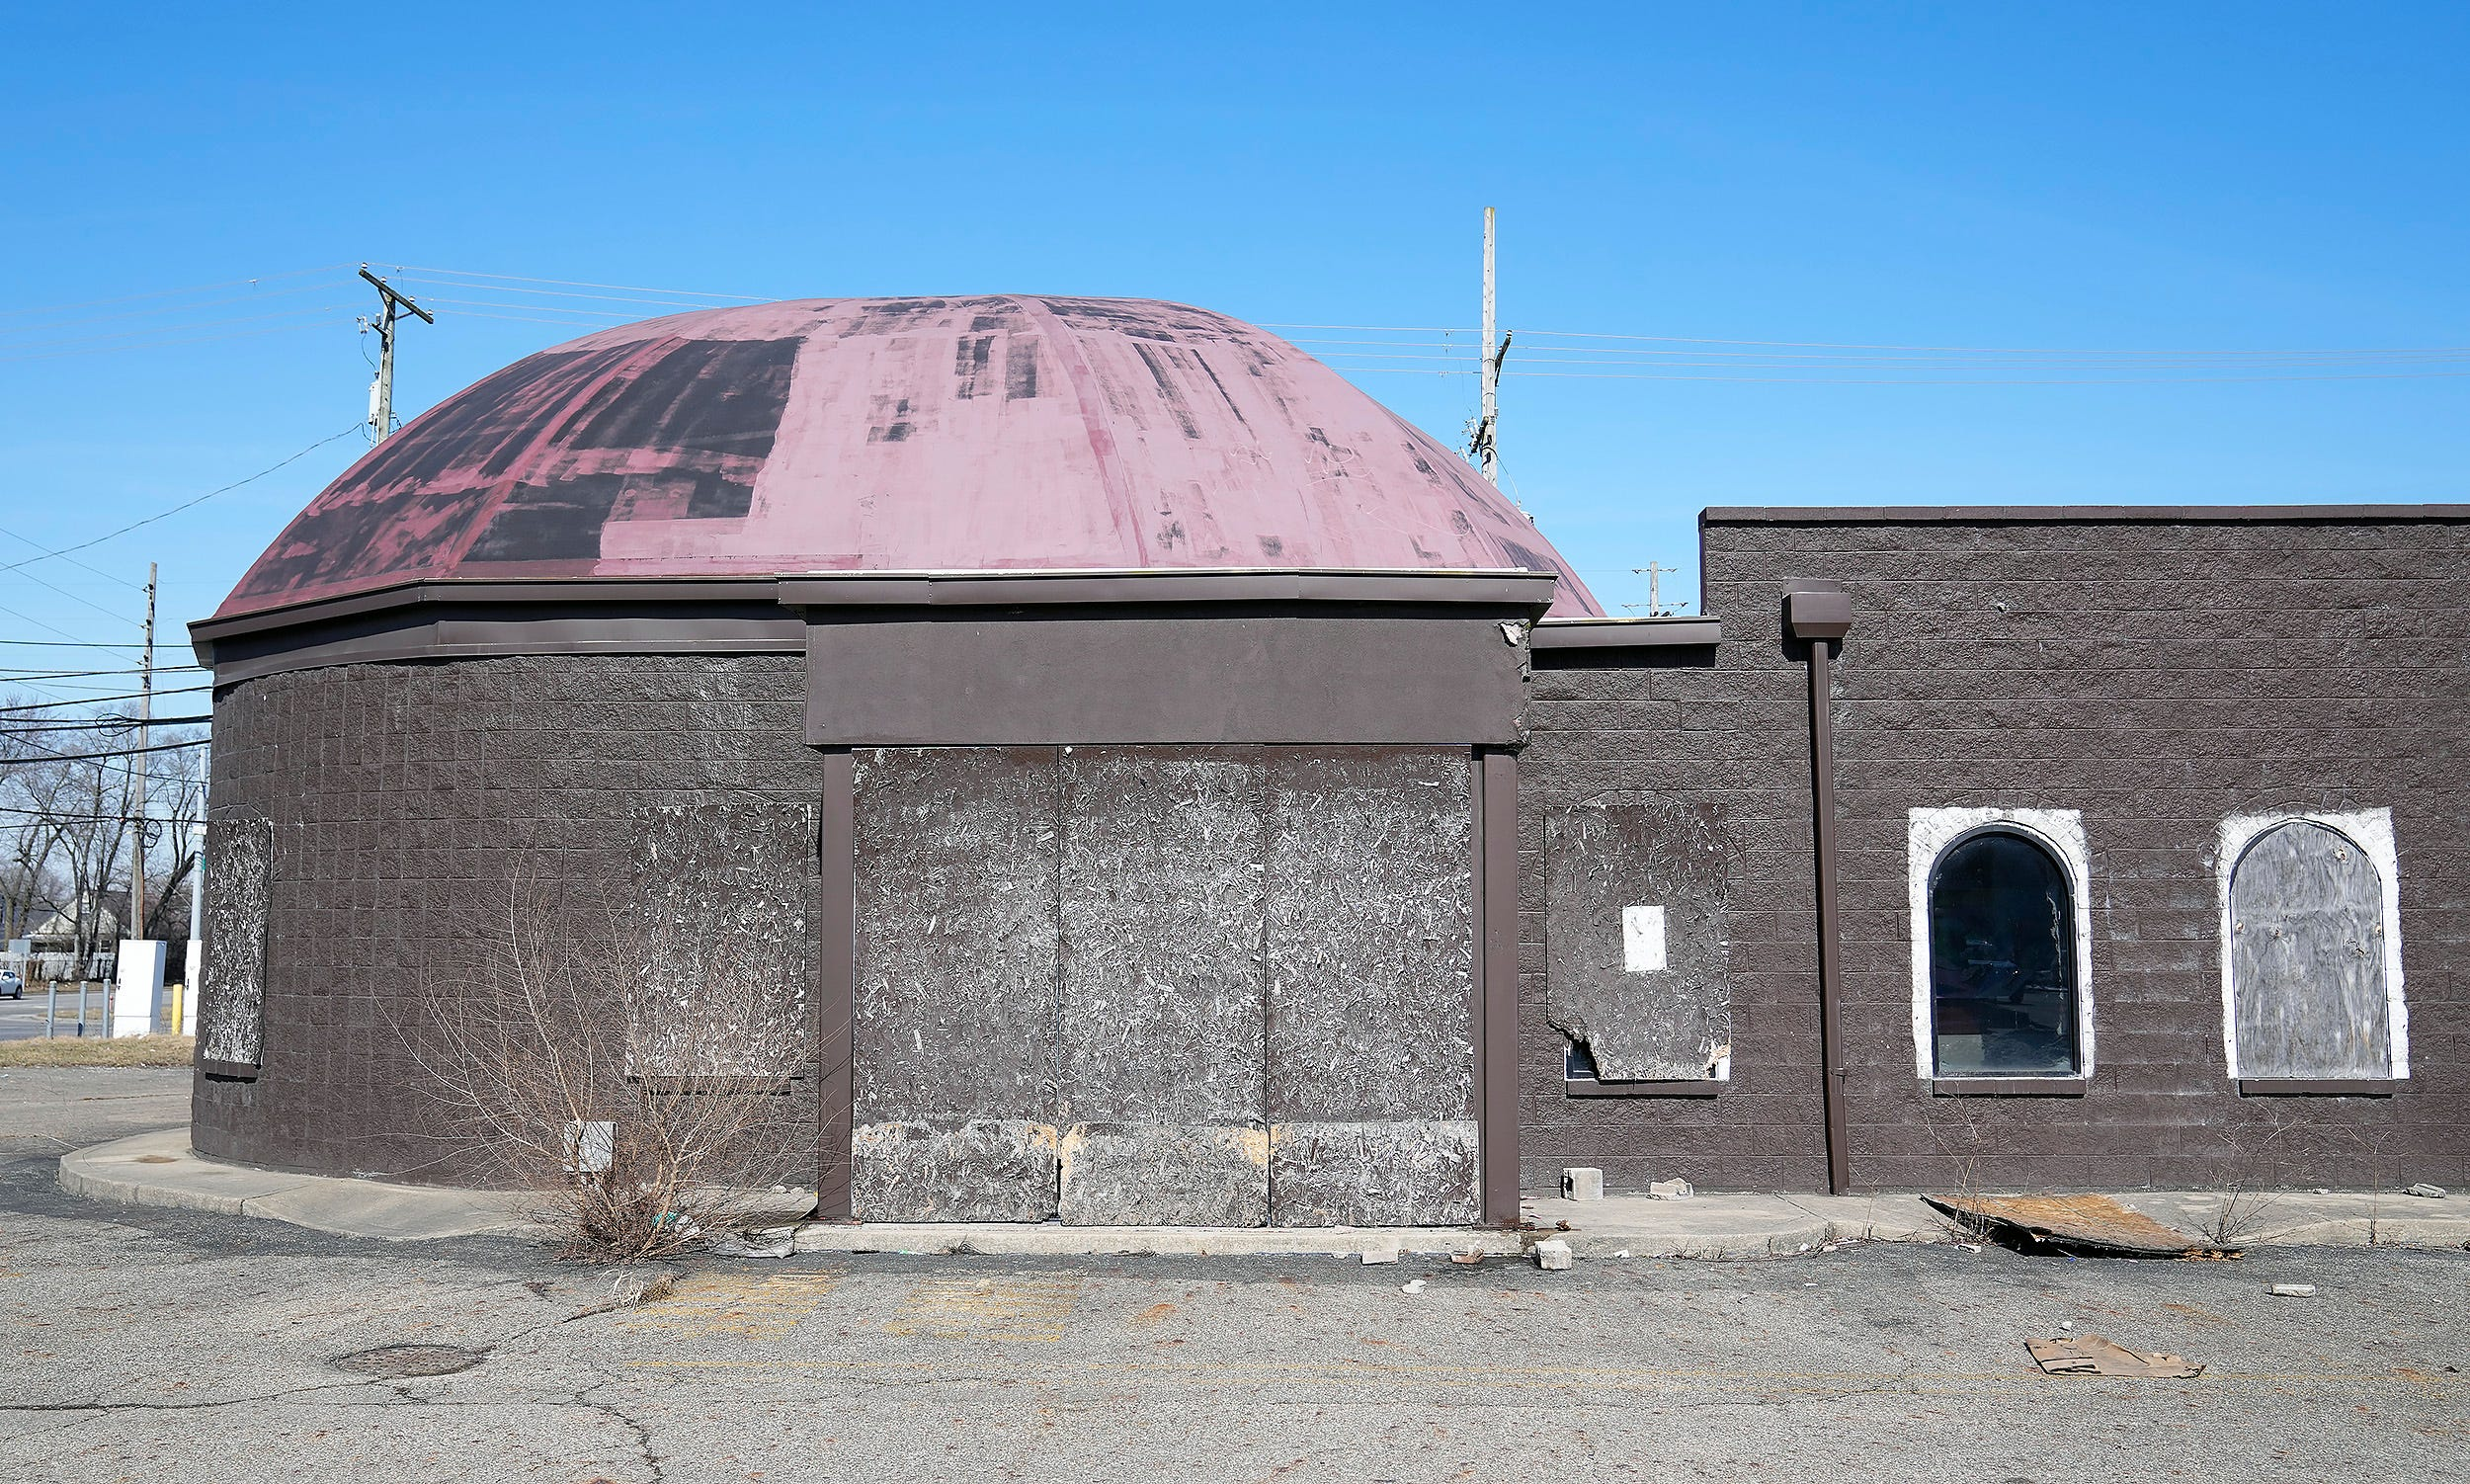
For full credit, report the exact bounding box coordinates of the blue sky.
[2,1,2463,665]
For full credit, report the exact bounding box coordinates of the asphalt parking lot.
[2,1068,2463,1483]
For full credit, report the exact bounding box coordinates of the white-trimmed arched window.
[2219,809,2408,1083]
[1908,808,2094,1082]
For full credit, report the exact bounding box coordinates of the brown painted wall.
[194,653,826,1182]
[1521,513,2470,1195]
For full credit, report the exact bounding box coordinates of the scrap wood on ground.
[1927,1193,2212,1257]
[2025,1335,2206,1378]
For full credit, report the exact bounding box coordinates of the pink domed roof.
[218,295,1602,618]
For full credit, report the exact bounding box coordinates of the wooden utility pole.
[359,266,434,443]
[126,562,154,943]
[1469,207,1513,484]
[1633,561,1681,617]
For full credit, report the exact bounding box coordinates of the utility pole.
[1468,207,1514,485]
[1633,561,1682,617]
[359,265,434,443]
[126,562,154,944]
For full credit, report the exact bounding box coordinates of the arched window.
[2227,819,2395,1080]
[1927,829,2082,1077]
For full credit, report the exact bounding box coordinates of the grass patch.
[0,1034,194,1068]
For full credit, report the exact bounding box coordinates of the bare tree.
[391,871,812,1262]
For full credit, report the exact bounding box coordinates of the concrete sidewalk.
[58,1126,2470,1255]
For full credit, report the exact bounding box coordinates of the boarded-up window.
[198,812,274,1071]
[1543,796,1732,1083]
[627,799,817,1080]
[1928,830,2080,1077]
[2229,820,2393,1079]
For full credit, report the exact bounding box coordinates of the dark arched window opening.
[1928,830,2080,1077]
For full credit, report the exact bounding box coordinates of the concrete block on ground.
[1560,1167,1604,1201]
[1648,1178,1694,1200]
[1533,1238,1573,1271]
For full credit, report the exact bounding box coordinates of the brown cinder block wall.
[1522,510,2469,1195]
[194,653,825,1183]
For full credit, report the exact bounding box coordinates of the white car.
[0,968,21,1000]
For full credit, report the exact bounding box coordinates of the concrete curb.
[57,1128,2470,1256]
[58,1128,535,1241]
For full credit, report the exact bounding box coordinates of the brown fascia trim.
[1933,1077,2089,1097]
[1704,503,2470,526]
[1529,616,1722,651]
[2238,1078,2404,1098]
[192,569,1564,682]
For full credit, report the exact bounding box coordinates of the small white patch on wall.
[1621,905,1668,973]
[1906,807,2095,1082]
[2215,807,2407,1080]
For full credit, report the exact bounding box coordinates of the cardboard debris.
[2026,1335,2204,1378]
[1927,1194,2207,1257]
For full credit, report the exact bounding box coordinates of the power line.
[0,684,212,708]
[3,713,210,734]
[0,425,363,576]
[378,264,773,303]
[0,526,146,593]
[0,639,153,649]
[0,265,351,321]
[5,735,209,766]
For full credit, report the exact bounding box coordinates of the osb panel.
[2231,820,2391,1078]
[628,798,817,1078]
[851,1118,1059,1223]
[1265,749,1476,1124]
[1056,748,1269,1225]
[852,747,1063,1221]
[1057,1121,1270,1227]
[198,812,274,1068]
[1544,795,1734,1081]
[1267,1119,1482,1227]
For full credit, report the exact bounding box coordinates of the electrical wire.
[2,714,211,734]
[4,735,209,766]
[0,265,352,321]
[1,426,363,576]
[0,526,146,593]
[0,684,213,709]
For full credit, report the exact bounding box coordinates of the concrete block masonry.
[1561,1167,1604,1200]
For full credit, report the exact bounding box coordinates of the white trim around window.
[1907,806,2096,1083]
[2216,807,2408,1080]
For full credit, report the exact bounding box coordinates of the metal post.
[127,564,154,944]
[45,981,55,1039]
[76,980,88,1037]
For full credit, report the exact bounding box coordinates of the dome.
[217,295,1602,618]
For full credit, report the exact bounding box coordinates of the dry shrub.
[394,873,811,1262]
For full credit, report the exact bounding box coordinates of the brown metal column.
[815,748,857,1219]
[1476,748,1523,1227]
[1785,588,1854,1195]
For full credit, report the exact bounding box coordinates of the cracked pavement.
[2,1069,2465,1482]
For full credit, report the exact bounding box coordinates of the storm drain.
[331,1344,488,1377]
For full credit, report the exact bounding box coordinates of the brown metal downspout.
[815,748,857,1220]
[1785,587,1854,1195]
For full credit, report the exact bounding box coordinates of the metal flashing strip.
[777,567,1562,610]
[1704,503,2470,526]
[1529,617,1722,651]
[2237,1078,2404,1098]
[1562,1076,1721,1100]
